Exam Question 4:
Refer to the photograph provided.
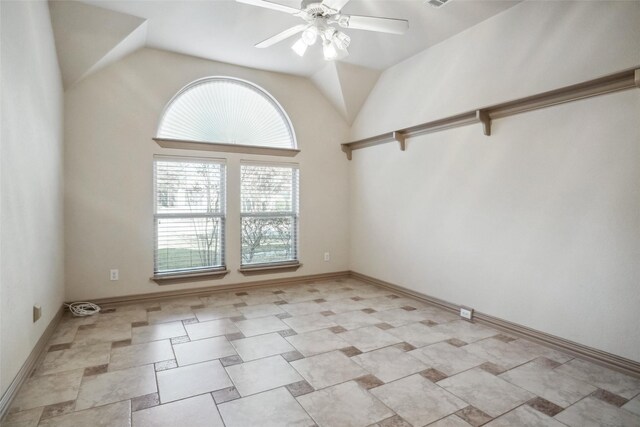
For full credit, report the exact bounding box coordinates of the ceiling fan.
[236,0,409,61]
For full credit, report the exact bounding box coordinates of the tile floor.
[3,278,640,427]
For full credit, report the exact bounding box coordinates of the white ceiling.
[80,0,520,77]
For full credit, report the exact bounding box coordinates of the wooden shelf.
[342,67,640,159]
[154,138,300,157]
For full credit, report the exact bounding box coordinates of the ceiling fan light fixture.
[301,26,318,45]
[322,39,338,60]
[292,38,308,56]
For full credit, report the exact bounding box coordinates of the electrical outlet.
[110,269,119,281]
[460,307,473,321]
[324,252,330,262]
[33,305,42,322]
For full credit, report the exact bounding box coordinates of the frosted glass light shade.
[157,77,296,149]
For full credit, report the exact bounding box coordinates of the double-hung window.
[153,157,226,276]
[240,162,299,267]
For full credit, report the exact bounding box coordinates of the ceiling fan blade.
[255,24,308,48]
[236,0,302,15]
[322,0,350,12]
[340,15,409,35]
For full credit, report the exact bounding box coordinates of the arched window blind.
[156,77,296,149]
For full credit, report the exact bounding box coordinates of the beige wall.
[349,1,640,362]
[64,48,350,301]
[0,0,65,394]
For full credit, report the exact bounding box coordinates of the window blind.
[240,163,299,266]
[154,158,226,275]
[157,77,296,149]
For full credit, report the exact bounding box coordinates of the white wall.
[0,0,65,395]
[64,48,350,301]
[349,0,640,362]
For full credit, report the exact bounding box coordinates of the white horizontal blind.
[240,163,299,266]
[154,158,226,274]
[157,77,296,149]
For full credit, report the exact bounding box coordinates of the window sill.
[151,268,230,285]
[238,262,302,276]
[153,138,300,157]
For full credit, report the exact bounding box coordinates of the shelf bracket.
[476,110,491,136]
[393,131,406,151]
[341,144,353,161]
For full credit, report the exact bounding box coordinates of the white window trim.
[152,155,227,280]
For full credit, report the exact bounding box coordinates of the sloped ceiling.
[311,62,380,125]
[48,1,147,89]
[48,0,520,120]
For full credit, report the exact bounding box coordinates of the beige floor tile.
[623,394,640,416]
[173,336,236,366]
[11,369,83,412]
[283,312,338,334]
[235,315,289,336]
[201,292,244,307]
[226,355,302,396]
[317,298,366,314]
[159,297,202,309]
[94,307,147,325]
[408,342,486,376]
[353,347,427,383]
[285,328,349,357]
[75,365,157,410]
[508,339,573,364]
[218,387,313,427]
[157,360,233,403]
[147,306,196,324]
[35,342,111,376]
[372,308,431,327]
[72,322,132,346]
[238,303,285,319]
[427,415,473,426]
[555,396,640,427]
[281,301,326,316]
[430,320,496,344]
[47,322,80,346]
[555,358,640,399]
[109,340,174,371]
[357,296,406,312]
[419,307,459,324]
[463,337,536,371]
[291,350,368,389]
[387,322,450,348]
[298,381,394,427]
[1,407,44,427]
[240,293,283,305]
[485,405,564,426]
[132,394,223,427]
[438,368,535,417]
[131,321,186,344]
[38,401,131,427]
[340,326,402,352]
[499,358,596,407]
[331,311,381,330]
[185,318,239,341]
[371,374,467,426]
[231,333,295,361]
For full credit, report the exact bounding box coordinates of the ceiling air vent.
[426,0,451,8]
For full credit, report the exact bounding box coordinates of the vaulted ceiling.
[49,0,520,121]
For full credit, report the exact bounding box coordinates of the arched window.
[154,77,298,156]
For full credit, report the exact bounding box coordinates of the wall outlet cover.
[460,306,473,321]
[33,305,42,322]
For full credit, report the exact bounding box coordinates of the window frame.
[152,155,228,280]
[239,161,300,272]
